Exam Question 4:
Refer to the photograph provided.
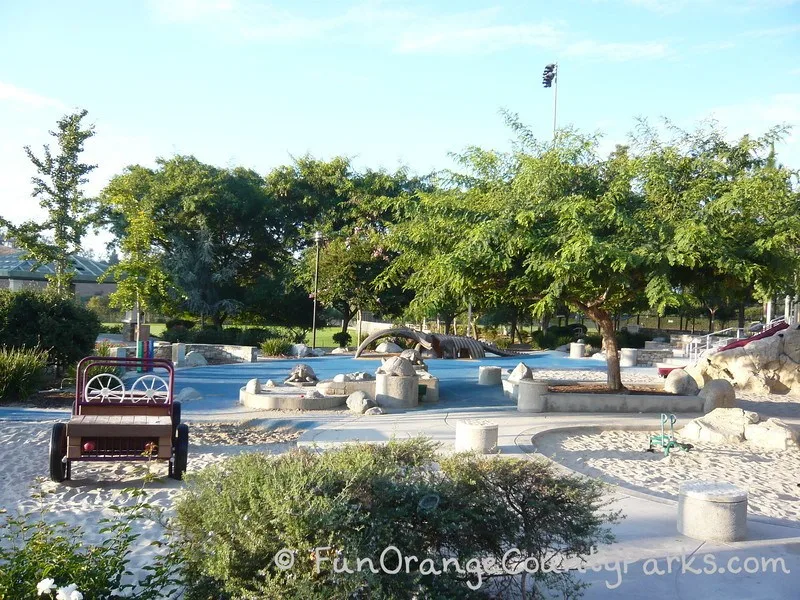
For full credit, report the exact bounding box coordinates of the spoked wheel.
[49,423,69,483]
[131,375,170,404]
[169,424,189,481]
[85,373,126,403]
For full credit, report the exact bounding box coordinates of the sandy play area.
[534,422,800,523]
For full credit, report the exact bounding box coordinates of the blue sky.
[1,0,798,255]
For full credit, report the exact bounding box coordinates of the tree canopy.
[380,116,800,389]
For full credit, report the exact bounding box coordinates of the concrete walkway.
[298,405,800,599]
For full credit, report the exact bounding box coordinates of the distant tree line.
[2,109,798,390]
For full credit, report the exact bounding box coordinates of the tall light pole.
[311,230,322,350]
[542,63,558,141]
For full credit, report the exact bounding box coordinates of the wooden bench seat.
[67,414,173,437]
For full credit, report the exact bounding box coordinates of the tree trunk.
[212,312,226,328]
[738,303,745,329]
[587,307,624,391]
[656,314,661,330]
[510,312,518,344]
[338,305,353,334]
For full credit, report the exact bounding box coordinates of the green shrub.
[260,338,293,356]
[615,330,653,349]
[332,331,352,348]
[162,326,278,347]
[172,438,619,599]
[584,333,603,348]
[0,290,100,374]
[0,347,48,402]
[161,325,191,343]
[236,327,277,347]
[98,323,123,334]
[529,330,573,350]
[166,318,196,330]
[0,487,179,600]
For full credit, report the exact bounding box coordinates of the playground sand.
[0,418,301,585]
[534,423,800,523]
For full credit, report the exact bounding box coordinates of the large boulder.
[376,341,404,353]
[364,406,385,415]
[699,379,736,413]
[346,390,375,414]
[681,408,760,444]
[331,347,350,354]
[184,351,207,367]
[744,418,799,450]
[508,362,533,383]
[376,356,416,377]
[333,371,375,383]
[290,343,310,358]
[175,387,202,403]
[688,326,800,394]
[664,369,699,395]
[245,378,261,394]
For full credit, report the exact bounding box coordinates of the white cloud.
[396,22,563,54]
[0,81,65,110]
[565,40,671,61]
[705,93,800,166]
[145,1,670,62]
[149,0,236,23]
[745,23,800,37]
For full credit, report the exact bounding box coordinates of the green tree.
[382,116,800,390]
[1,110,96,297]
[100,165,171,315]
[167,229,242,327]
[101,156,288,325]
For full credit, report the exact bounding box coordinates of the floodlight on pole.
[311,231,323,350]
[542,63,558,141]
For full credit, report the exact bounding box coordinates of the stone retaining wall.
[636,349,674,367]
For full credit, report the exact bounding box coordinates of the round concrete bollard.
[677,481,748,542]
[478,366,502,386]
[619,347,638,367]
[569,342,586,359]
[375,373,419,408]
[455,419,499,453]
[517,380,548,412]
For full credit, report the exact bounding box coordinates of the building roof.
[0,247,112,283]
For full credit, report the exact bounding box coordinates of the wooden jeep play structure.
[48,356,188,483]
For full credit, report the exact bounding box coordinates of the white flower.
[55,584,83,600]
[36,578,57,596]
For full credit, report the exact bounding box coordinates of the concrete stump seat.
[677,481,748,542]
[619,348,638,367]
[375,373,419,408]
[455,419,499,453]
[517,380,548,412]
[569,342,585,358]
[478,366,502,385]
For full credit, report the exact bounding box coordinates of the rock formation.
[686,325,800,393]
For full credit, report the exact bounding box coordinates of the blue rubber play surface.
[171,352,605,413]
[0,352,605,420]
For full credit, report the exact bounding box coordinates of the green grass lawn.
[102,323,350,347]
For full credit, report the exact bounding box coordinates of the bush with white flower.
[1,486,181,600]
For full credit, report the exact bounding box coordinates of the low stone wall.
[644,340,673,350]
[152,343,257,364]
[545,392,703,413]
[636,349,674,367]
[239,387,346,410]
[517,382,703,413]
